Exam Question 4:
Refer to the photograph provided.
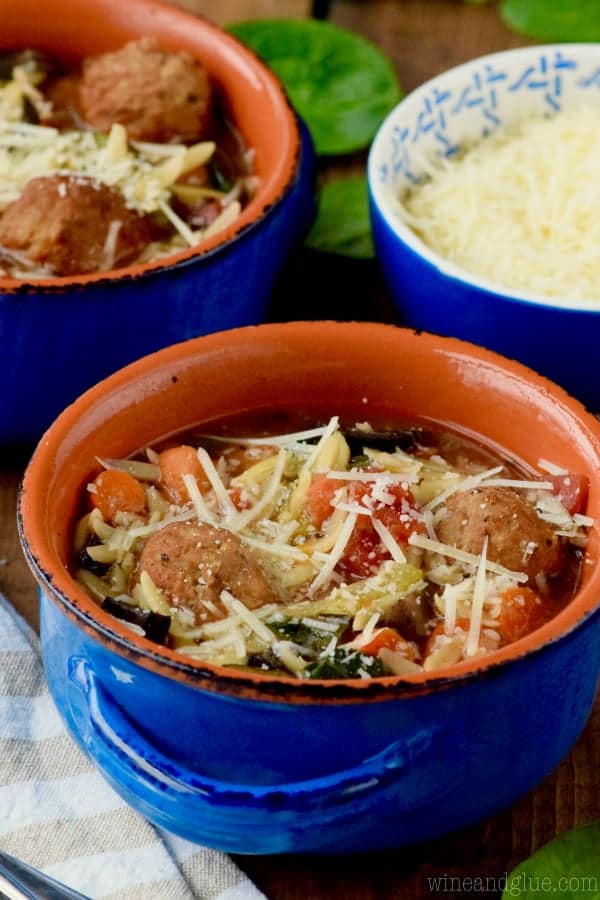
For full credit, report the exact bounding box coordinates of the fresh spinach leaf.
[227,19,402,155]
[306,647,388,679]
[306,176,374,259]
[501,0,600,41]
[268,615,350,657]
[503,821,600,900]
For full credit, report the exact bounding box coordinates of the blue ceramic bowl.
[0,0,315,445]
[19,323,600,853]
[368,44,600,411]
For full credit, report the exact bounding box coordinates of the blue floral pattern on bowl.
[373,45,600,188]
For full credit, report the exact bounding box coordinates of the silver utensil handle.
[0,852,90,900]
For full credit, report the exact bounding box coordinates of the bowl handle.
[69,657,447,818]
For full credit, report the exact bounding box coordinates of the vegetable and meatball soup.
[73,415,592,680]
[0,41,256,277]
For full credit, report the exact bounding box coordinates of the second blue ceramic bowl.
[368,44,600,411]
[0,0,316,445]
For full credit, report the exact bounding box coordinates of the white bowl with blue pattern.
[368,44,600,409]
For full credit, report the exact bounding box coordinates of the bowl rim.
[367,42,600,313]
[0,0,301,294]
[18,321,600,703]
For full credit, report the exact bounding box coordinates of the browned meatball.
[436,487,565,583]
[78,37,212,143]
[0,174,151,276]
[42,75,82,130]
[135,521,275,623]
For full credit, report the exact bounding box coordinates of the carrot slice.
[496,586,548,643]
[158,445,210,504]
[361,627,416,658]
[91,469,147,523]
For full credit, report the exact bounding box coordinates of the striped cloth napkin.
[0,593,267,900]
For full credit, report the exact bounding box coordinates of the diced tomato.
[546,473,589,516]
[158,445,210,504]
[228,485,253,511]
[360,627,415,658]
[90,469,147,524]
[373,483,426,544]
[306,472,425,577]
[340,525,384,577]
[338,479,425,577]
[496,586,549,644]
[306,473,344,527]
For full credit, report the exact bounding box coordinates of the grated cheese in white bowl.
[400,106,600,304]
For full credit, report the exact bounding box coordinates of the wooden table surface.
[1,2,598,898]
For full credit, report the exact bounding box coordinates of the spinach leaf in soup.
[501,0,600,41]
[227,19,402,155]
[306,176,374,259]
[268,615,350,657]
[306,648,388,680]
[503,821,600,900]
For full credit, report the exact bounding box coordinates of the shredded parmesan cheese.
[309,512,358,595]
[424,466,504,511]
[220,591,274,644]
[182,473,216,525]
[483,479,553,491]
[228,449,287,532]
[0,119,215,216]
[372,518,407,564]
[537,458,568,476]
[240,534,314,563]
[301,416,340,474]
[100,219,122,271]
[466,536,488,657]
[443,584,457,636]
[401,106,600,303]
[157,200,198,247]
[202,424,335,447]
[272,641,307,675]
[422,508,437,541]
[196,447,237,518]
[408,532,528,583]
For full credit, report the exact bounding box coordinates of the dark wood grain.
[2,3,598,899]
[168,0,313,23]
[331,1,529,94]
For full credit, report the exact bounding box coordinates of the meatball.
[42,75,82,129]
[436,486,565,583]
[78,37,212,143]
[0,175,151,276]
[135,521,275,623]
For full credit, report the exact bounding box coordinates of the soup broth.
[73,414,589,679]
